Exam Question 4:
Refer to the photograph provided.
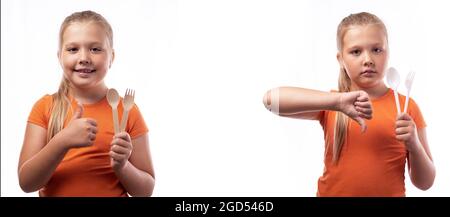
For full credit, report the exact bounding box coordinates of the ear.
[109,49,115,68]
[337,52,347,70]
[336,52,343,67]
[57,51,63,66]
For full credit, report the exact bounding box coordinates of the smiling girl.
[18,10,155,197]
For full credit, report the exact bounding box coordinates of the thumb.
[70,102,84,121]
[397,112,411,121]
[354,116,367,133]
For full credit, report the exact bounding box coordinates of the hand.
[395,113,420,152]
[61,103,98,149]
[338,91,373,132]
[110,132,133,171]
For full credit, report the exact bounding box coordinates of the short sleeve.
[126,103,149,139]
[27,95,53,129]
[408,98,426,129]
[318,110,327,128]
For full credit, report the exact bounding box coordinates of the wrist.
[52,130,71,151]
[113,160,130,174]
[333,92,344,112]
[406,139,422,154]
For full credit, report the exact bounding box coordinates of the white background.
[2,0,449,196]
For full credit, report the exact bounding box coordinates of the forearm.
[408,142,436,190]
[18,134,69,193]
[115,161,155,197]
[263,87,341,115]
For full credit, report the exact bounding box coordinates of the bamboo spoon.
[106,88,120,134]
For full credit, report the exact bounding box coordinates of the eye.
[91,47,103,52]
[66,47,78,52]
[373,48,383,53]
[350,49,361,56]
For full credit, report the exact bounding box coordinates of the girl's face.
[58,22,114,89]
[337,24,388,90]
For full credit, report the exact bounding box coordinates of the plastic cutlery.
[106,88,120,134]
[120,88,135,132]
[386,67,401,115]
[403,71,416,113]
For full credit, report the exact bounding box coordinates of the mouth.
[74,68,96,74]
[360,69,376,76]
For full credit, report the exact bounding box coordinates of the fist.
[395,113,419,152]
[62,103,98,148]
[110,132,133,171]
[338,91,373,132]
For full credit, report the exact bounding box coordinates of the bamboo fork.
[120,88,135,132]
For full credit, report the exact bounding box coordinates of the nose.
[78,49,91,65]
[363,51,374,66]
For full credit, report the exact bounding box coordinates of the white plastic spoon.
[386,67,401,115]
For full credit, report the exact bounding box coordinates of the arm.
[263,87,373,125]
[396,114,435,190]
[18,123,69,192]
[263,87,341,119]
[111,133,155,197]
[18,104,97,193]
[409,128,435,190]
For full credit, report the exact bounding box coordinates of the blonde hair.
[47,11,113,142]
[333,12,387,163]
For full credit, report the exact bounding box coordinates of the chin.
[71,79,97,89]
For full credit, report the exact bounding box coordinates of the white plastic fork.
[403,71,416,113]
[120,88,135,132]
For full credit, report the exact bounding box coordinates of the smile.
[74,68,96,73]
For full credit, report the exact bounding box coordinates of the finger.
[85,124,97,132]
[396,134,410,141]
[86,118,98,127]
[354,117,367,133]
[358,111,372,120]
[90,126,98,134]
[111,138,132,149]
[110,151,121,160]
[356,106,372,115]
[86,140,94,146]
[114,132,131,142]
[401,113,412,121]
[70,103,84,121]
[356,91,369,100]
[110,151,126,161]
[356,95,369,102]
[395,127,410,135]
[354,101,371,108]
[395,120,410,128]
[111,144,130,155]
[89,133,97,141]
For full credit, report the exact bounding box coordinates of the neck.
[71,83,108,104]
[351,82,389,99]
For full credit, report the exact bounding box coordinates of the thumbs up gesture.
[61,102,98,149]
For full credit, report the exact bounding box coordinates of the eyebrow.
[63,41,105,47]
[345,43,384,50]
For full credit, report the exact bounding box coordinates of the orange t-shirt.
[27,94,149,197]
[317,89,426,196]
